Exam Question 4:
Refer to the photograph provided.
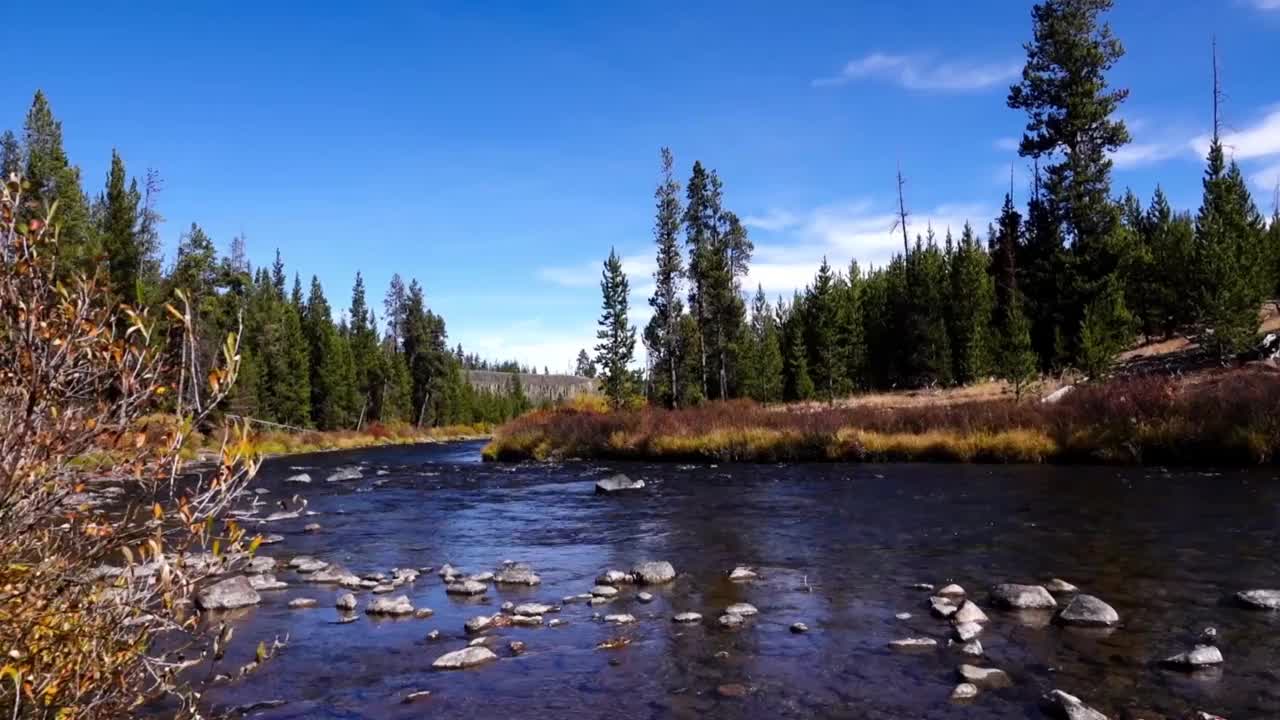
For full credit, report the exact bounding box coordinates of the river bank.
[483,368,1280,466]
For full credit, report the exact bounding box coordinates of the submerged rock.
[632,561,676,584]
[1161,644,1224,669]
[957,664,1011,689]
[366,595,413,616]
[288,598,318,609]
[284,473,312,484]
[1055,594,1119,627]
[637,592,654,603]
[718,613,745,628]
[595,474,645,494]
[950,683,979,701]
[414,608,435,619]
[511,615,542,626]
[888,637,937,650]
[325,467,363,483]
[991,583,1058,609]
[673,612,702,623]
[196,576,261,610]
[1040,689,1107,720]
[1236,589,1280,610]
[604,613,636,624]
[729,566,758,581]
[725,603,758,617]
[790,622,809,633]
[432,646,497,670]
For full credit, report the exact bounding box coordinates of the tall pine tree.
[594,248,636,408]
[645,147,685,407]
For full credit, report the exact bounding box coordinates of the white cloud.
[1189,108,1280,160]
[745,199,990,295]
[537,253,655,290]
[1110,142,1184,169]
[454,318,596,375]
[1253,161,1280,193]
[814,52,1020,92]
[742,209,800,231]
[1251,0,1280,10]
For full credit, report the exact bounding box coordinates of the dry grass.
[484,368,1280,466]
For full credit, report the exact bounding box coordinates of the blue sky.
[3,1,1279,371]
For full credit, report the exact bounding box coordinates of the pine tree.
[683,161,715,397]
[1008,0,1131,363]
[1266,196,1280,307]
[271,249,287,298]
[900,231,952,386]
[574,349,596,378]
[303,276,359,428]
[741,285,783,402]
[98,150,146,304]
[22,91,95,270]
[780,295,815,402]
[837,261,867,391]
[645,147,685,407]
[1195,136,1266,360]
[276,298,312,426]
[594,248,636,408]
[991,192,1021,327]
[999,299,1039,399]
[805,258,843,402]
[348,272,381,426]
[947,223,995,384]
[1077,279,1132,378]
[0,130,20,177]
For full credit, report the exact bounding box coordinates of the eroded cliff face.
[464,370,597,402]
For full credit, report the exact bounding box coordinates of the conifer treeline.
[3,92,533,430]
[602,0,1280,409]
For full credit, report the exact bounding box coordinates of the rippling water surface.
[177,441,1280,719]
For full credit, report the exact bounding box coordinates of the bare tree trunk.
[896,162,911,257]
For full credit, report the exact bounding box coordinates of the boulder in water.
[284,473,311,484]
[672,612,702,623]
[595,474,645,494]
[247,574,288,591]
[953,601,989,624]
[604,613,636,624]
[325,467,363,483]
[953,621,983,642]
[494,565,541,585]
[1236,589,1280,610]
[445,580,488,596]
[1161,644,1224,669]
[196,576,261,610]
[990,583,1057,609]
[596,569,634,585]
[366,595,414,616]
[514,603,555,616]
[957,664,1011,689]
[335,593,357,611]
[725,603,758,616]
[632,561,676,584]
[288,598,318,609]
[888,637,937,650]
[950,683,978,701]
[729,566,758,581]
[1040,689,1107,720]
[1054,594,1119,627]
[432,646,497,670]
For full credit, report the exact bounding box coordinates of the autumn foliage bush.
[484,371,1280,465]
[0,174,259,719]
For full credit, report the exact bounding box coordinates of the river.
[185,441,1280,719]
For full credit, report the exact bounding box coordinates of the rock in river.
[445,580,488,596]
[1040,689,1107,720]
[1044,578,1078,594]
[956,664,1011,689]
[1236,589,1280,610]
[604,613,636,624]
[790,622,809,633]
[953,601,989,624]
[950,683,978,701]
[247,574,288,591]
[325,466,363,483]
[637,592,654,603]
[725,603,758,617]
[288,556,328,574]
[289,598,318,609]
[953,622,983,642]
[929,596,960,618]
[493,565,541,586]
[596,569,634,585]
[196,576,261,610]
[729,566,758,581]
[366,595,414,616]
[1054,594,1119,627]
[990,583,1058,610]
[888,637,937,650]
[632,560,676,584]
[432,646,497,670]
[1161,644,1224,669]
[591,585,619,598]
[718,613,745,628]
[673,612,702,623]
[514,603,555,616]
[284,473,311,484]
[335,593,357,611]
[595,473,645,494]
[245,555,277,574]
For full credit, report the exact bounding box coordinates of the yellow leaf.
[255,641,267,663]
[212,539,221,558]
[152,503,163,521]
[248,535,262,555]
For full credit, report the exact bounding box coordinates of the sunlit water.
[164,441,1280,718]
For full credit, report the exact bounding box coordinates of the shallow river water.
[183,441,1280,719]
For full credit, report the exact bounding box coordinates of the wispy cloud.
[994,136,1021,152]
[537,254,655,290]
[814,52,1020,92]
[745,199,990,294]
[742,209,801,232]
[1253,161,1280,193]
[1250,0,1280,10]
[1189,108,1280,160]
[1110,141,1185,169]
